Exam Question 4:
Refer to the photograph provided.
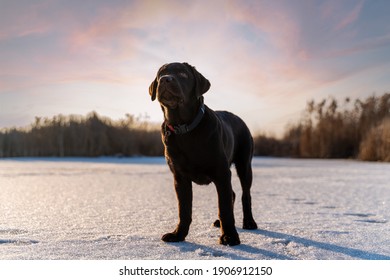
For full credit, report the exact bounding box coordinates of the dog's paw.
[219,233,240,246]
[161,232,185,242]
[213,219,221,228]
[243,219,258,230]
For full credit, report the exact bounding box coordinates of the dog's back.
[216,110,254,165]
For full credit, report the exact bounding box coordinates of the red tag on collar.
[167,124,175,132]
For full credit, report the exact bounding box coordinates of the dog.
[149,62,257,246]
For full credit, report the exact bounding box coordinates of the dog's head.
[149,62,210,110]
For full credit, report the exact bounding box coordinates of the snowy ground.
[0,157,389,260]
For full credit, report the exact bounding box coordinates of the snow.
[0,157,389,260]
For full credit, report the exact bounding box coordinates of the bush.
[358,118,390,162]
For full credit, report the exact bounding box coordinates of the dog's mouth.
[157,89,184,109]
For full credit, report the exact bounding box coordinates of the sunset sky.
[1,0,390,135]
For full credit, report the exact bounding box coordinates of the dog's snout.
[159,75,174,84]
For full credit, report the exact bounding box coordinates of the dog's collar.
[165,99,205,135]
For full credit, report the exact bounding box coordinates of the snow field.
[0,157,389,259]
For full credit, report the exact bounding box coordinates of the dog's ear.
[184,63,211,97]
[149,77,158,101]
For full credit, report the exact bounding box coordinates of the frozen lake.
[0,157,389,260]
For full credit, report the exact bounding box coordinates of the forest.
[254,93,390,161]
[1,93,389,161]
[0,112,163,157]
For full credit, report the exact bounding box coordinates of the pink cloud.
[1,1,387,105]
[226,1,301,53]
[0,1,51,40]
[335,0,365,31]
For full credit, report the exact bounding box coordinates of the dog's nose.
[159,75,174,84]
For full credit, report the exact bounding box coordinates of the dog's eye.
[178,72,188,79]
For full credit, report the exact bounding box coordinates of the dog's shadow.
[242,229,390,260]
[168,239,292,260]
[167,229,390,260]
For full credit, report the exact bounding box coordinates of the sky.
[1,0,390,136]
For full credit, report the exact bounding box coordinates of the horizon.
[1,0,390,136]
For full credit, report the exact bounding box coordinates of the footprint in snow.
[343,213,387,224]
[271,239,291,246]
[357,219,387,224]
[0,239,38,245]
[344,213,375,218]
[303,202,317,205]
[195,248,225,257]
[0,229,28,235]
[322,206,337,209]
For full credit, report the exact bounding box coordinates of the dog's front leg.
[162,175,192,242]
[214,169,240,246]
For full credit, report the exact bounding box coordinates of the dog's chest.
[165,139,213,185]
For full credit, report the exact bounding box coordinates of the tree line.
[1,93,389,161]
[0,112,163,157]
[253,93,390,161]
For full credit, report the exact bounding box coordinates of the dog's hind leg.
[235,156,258,230]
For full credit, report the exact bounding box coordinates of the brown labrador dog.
[149,62,257,246]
